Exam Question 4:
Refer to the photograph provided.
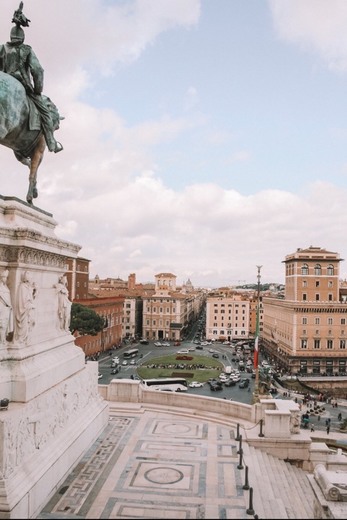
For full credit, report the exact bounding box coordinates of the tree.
[69,303,106,336]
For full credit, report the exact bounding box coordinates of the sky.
[1,0,347,288]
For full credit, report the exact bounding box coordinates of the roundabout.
[136,353,224,383]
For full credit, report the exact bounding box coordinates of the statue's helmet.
[10,25,25,44]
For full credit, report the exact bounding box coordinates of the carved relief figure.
[0,269,13,344]
[55,275,71,331]
[14,270,36,344]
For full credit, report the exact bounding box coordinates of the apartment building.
[142,273,203,341]
[122,296,143,339]
[206,294,250,341]
[64,256,90,300]
[73,296,124,357]
[262,246,347,375]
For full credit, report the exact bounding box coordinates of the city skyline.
[1,1,347,287]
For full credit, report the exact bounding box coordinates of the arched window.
[314,264,321,276]
[301,264,309,275]
[327,264,334,276]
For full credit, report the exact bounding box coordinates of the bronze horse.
[0,71,61,204]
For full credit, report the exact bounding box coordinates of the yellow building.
[262,246,347,376]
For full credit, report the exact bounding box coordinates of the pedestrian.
[326,425,330,435]
[311,425,315,432]
[338,413,342,421]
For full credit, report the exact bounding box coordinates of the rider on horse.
[0,3,63,154]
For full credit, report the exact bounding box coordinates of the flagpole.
[252,265,262,404]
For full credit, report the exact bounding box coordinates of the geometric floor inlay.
[129,461,194,490]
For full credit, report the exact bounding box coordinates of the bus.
[141,377,188,392]
[123,348,139,359]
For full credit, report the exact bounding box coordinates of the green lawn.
[137,354,223,382]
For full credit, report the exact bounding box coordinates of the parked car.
[212,353,220,358]
[224,379,236,387]
[196,345,203,350]
[139,339,149,344]
[177,349,189,354]
[154,342,162,347]
[122,360,128,366]
[189,381,204,388]
[239,378,250,389]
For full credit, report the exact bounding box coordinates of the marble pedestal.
[0,196,109,519]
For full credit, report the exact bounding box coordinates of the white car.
[130,360,136,365]
[189,381,203,388]
[122,360,128,366]
[177,349,189,354]
[188,347,195,352]
[154,342,162,347]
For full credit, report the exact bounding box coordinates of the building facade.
[73,296,124,357]
[262,246,347,375]
[205,295,250,341]
[142,273,204,341]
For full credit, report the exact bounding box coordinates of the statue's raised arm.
[0,2,63,204]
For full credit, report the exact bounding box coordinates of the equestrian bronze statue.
[0,2,63,204]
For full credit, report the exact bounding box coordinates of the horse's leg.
[27,135,46,204]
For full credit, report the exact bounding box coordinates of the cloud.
[2,1,347,288]
[268,0,347,71]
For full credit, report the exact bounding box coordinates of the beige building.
[262,246,347,375]
[206,295,250,341]
[142,273,204,341]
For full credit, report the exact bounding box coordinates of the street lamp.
[252,265,262,404]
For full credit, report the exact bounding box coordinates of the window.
[327,318,333,325]
[301,264,309,275]
[314,339,320,349]
[302,317,307,325]
[327,264,334,275]
[303,294,307,301]
[315,281,320,287]
[341,319,346,325]
[315,294,320,301]
[327,340,333,349]
[340,340,346,349]
[328,294,333,301]
[328,281,333,288]
[314,317,320,325]
[302,281,307,287]
[301,340,307,349]
[314,264,322,275]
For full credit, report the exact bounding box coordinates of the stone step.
[243,445,315,519]
[268,453,309,519]
[288,464,315,518]
[260,450,299,519]
[244,446,288,518]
